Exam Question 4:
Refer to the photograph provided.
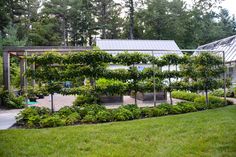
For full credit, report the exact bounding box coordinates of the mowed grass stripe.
[0,105,236,157]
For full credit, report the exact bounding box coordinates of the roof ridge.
[96,39,175,42]
[198,35,236,48]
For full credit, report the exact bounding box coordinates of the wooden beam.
[3,51,10,91]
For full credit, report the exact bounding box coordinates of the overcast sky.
[185,0,236,16]
[219,0,236,16]
[115,0,236,16]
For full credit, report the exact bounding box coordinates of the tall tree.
[126,0,135,39]
[27,16,62,46]
[95,0,123,39]
[69,0,96,46]
[42,0,70,46]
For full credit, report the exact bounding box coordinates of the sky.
[115,0,236,16]
[185,0,236,16]
[220,0,236,16]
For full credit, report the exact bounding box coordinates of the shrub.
[169,105,182,114]
[27,115,41,128]
[57,106,76,118]
[227,99,234,105]
[16,107,49,126]
[65,112,81,125]
[157,103,172,114]
[82,113,97,123]
[194,103,207,111]
[172,91,200,102]
[0,88,25,109]
[40,115,65,128]
[194,95,229,108]
[96,110,112,122]
[96,78,128,96]
[177,102,197,113]
[152,108,167,116]
[211,88,235,98]
[113,108,133,121]
[210,89,224,97]
[79,104,106,118]
[73,94,97,106]
[141,107,153,118]
[122,104,141,119]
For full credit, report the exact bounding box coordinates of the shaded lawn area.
[0,106,236,157]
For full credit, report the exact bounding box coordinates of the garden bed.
[99,95,123,103]
[136,91,166,101]
[15,96,234,129]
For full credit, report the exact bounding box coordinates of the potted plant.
[96,78,127,104]
[135,79,166,101]
[28,93,37,102]
[27,86,37,102]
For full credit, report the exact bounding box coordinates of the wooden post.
[20,58,25,91]
[3,51,10,91]
[31,62,35,87]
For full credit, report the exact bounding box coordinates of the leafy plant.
[113,107,133,121]
[73,95,97,106]
[172,91,200,102]
[40,115,65,128]
[96,110,112,122]
[177,102,197,113]
[141,107,154,118]
[0,88,25,109]
[96,78,128,96]
[194,95,225,108]
[152,108,167,116]
[64,112,81,125]
[82,113,97,123]
[122,104,141,119]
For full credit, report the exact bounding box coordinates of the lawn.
[1,106,236,157]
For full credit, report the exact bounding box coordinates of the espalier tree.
[192,52,225,105]
[161,54,184,105]
[25,50,226,108]
[27,52,64,112]
[115,52,151,105]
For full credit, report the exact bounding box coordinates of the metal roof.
[96,39,182,57]
[197,35,236,63]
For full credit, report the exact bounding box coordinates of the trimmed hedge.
[16,100,234,128]
[172,91,200,101]
[194,95,234,108]
[211,88,234,98]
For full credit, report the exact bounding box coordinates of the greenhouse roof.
[96,39,182,56]
[197,35,236,63]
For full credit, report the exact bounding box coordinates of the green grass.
[1,106,236,157]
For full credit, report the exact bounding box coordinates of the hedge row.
[16,100,233,128]
[172,91,234,106]
[172,91,200,101]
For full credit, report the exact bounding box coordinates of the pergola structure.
[3,46,92,91]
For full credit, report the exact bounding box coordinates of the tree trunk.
[101,2,106,39]
[129,0,134,39]
[205,88,209,106]
[169,91,173,105]
[51,93,54,113]
[168,65,173,105]
[62,17,67,46]
[134,91,137,105]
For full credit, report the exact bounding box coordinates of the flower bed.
[16,99,234,129]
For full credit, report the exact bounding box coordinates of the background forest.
[0,0,236,86]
